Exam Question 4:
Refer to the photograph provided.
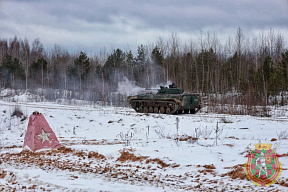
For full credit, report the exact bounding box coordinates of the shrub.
[11,105,23,118]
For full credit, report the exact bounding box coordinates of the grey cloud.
[0,0,288,52]
[126,0,288,31]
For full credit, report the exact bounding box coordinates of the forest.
[0,28,288,112]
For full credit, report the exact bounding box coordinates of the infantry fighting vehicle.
[127,83,202,114]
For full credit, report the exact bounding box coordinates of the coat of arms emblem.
[244,143,282,187]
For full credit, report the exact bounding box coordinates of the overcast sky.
[1,0,288,53]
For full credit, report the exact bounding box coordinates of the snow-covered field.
[0,94,288,191]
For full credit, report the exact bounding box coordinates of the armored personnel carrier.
[127,83,202,114]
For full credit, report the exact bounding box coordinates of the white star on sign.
[38,128,51,143]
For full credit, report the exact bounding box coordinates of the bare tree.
[20,38,30,91]
[31,38,44,62]
[9,36,20,59]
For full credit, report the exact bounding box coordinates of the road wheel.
[184,109,189,114]
[166,107,171,114]
[148,107,154,113]
[154,107,159,113]
[143,106,148,113]
[160,107,165,114]
[190,109,196,114]
[139,106,143,113]
[131,101,136,108]
[170,104,175,110]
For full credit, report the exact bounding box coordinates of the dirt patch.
[271,138,277,142]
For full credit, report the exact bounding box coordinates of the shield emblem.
[244,143,282,187]
[265,153,272,164]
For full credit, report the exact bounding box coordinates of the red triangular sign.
[23,112,61,151]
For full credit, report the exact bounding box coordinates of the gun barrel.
[145,88,158,90]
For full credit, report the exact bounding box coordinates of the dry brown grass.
[221,164,246,180]
[0,171,6,179]
[225,136,239,140]
[116,149,148,163]
[1,146,268,191]
[203,164,216,169]
[278,179,288,187]
[88,151,106,159]
[174,135,198,142]
[145,158,170,168]
[0,146,107,175]
[116,149,178,168]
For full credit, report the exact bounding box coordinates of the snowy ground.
[0,96,288,191]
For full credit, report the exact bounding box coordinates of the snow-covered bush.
[276,129,288,140]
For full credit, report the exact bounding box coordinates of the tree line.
[0,28,288,107]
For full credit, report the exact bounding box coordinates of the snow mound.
[0,88,16,97]
[0,89,41,103]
